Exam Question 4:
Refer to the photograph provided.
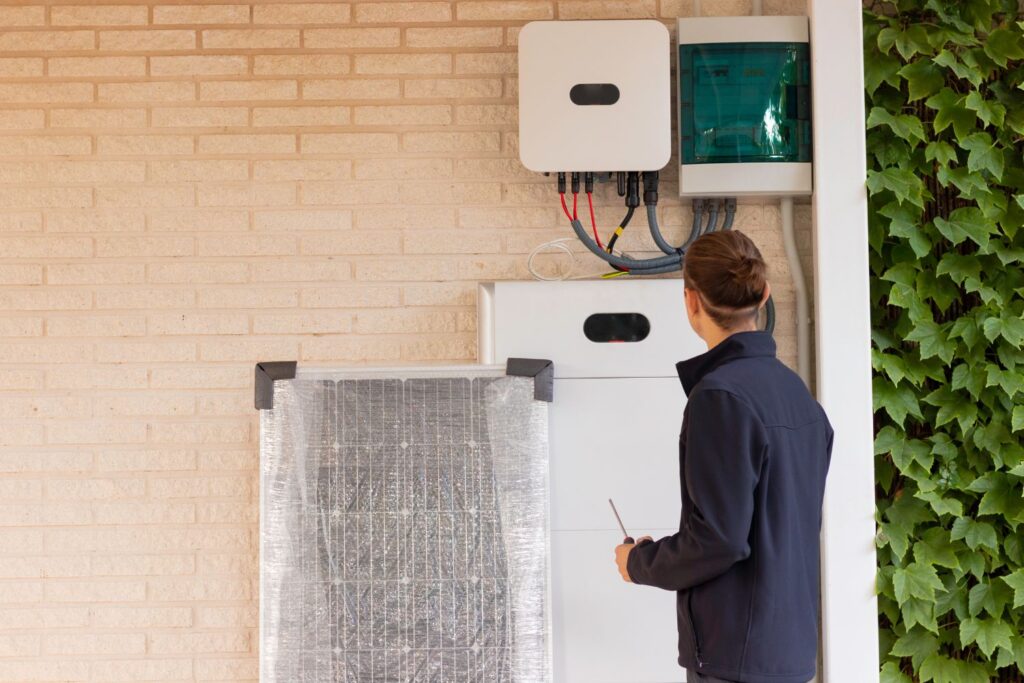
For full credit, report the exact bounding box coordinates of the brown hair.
[682,231,768,329]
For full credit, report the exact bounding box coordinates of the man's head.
[682,230,771,344]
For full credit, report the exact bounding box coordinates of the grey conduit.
[569,217,683,272]
[645,204,703,258]
[721,198,737,231]
[703,201,719,234]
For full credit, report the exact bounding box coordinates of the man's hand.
[615,536,653,582]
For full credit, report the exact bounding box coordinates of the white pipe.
[752,0,763,15]
[780,196,811,387]
[693,0,701,16]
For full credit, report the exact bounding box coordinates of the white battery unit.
[677,17,813,197]
[479,280,705,683]
[518,20,672,173]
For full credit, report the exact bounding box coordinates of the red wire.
[560,193,573,221]
[587,192,603,250]
[572,192,578,221]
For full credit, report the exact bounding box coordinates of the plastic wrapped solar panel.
[260,367,551,683]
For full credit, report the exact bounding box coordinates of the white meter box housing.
[677,17,812,197]
[518,20,671,173]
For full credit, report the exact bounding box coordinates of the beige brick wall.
[0,1,810,680]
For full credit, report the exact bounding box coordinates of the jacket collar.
[676,331,776,395]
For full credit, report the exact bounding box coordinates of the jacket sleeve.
[627,388,766,591]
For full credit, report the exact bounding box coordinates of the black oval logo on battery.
[569,83,620,106]
[583,313,650,343]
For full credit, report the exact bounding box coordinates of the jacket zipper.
[687,591,705,669]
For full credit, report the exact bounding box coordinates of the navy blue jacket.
[627,332,832,683]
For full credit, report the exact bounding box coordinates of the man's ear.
[759,281,772,308]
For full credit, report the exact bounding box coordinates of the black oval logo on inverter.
[569,83,620,106]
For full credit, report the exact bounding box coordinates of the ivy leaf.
[1003,569,1024,608]
[919,653,959,682]
[924,140,958,166]
[1013,406,1024,432]
[867,168,926,208]
[867,107,927,145]
[951,363,985,399]
[913,528,959,570]
[983,310,1024,346]
[996,635,1024,672]
[984,365,1021,399]
[968,578,1012,619]
[927,88,976,138]
[964,91,1006,128]
[874,350,910,386]
[960,617,1014,657]
[955,660,991,683]
[881,661,913,683]
[923,386,978,432]
[879,25,932,60]
[880,201,931,257]
[891,627,939,670]
[933,49,983,86]
[916,488,964,517]
[936,166,988,196]
[984,28,1024,67]
[950,315,983,349]
[874,376,924,426]
[936,253,981,285]
[951,517,999,552]
[959,132,1004,180]
[906,321,956,364]
[894,562,944,604]
[866,50,903,94]
[899,60,945,101]
[902,596,939,633]
[933,207,996,247]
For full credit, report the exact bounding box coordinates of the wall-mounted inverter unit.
[518,20,671,173]
[479,280,706,683]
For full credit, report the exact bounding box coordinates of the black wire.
[763,294,776,334]
[606,206,635,254]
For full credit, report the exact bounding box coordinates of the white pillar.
[807,3,881,683]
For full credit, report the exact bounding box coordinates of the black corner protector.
[254,361,297,410]
[505,358,554,402]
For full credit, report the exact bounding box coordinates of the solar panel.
[260,370,550,682]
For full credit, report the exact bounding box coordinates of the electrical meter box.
[518,20,671,173]
[677,17,812,197]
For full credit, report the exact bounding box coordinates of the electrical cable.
[560,193,573,222]
[763,294,776,333]
[568,215,682,271]
[586,192,603,250]
[606,206,634,254]
[527,238,577,281]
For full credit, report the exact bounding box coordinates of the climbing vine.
[864,1,1024,681]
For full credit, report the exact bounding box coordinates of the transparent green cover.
[679,42,811,164]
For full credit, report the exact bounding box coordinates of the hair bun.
[682,231,768,326]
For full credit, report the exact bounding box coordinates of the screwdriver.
[608,498,634,544]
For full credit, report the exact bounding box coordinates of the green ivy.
[865,1,1024,681]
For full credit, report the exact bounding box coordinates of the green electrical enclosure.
[677,17,813,197]
[679,42,811,165]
